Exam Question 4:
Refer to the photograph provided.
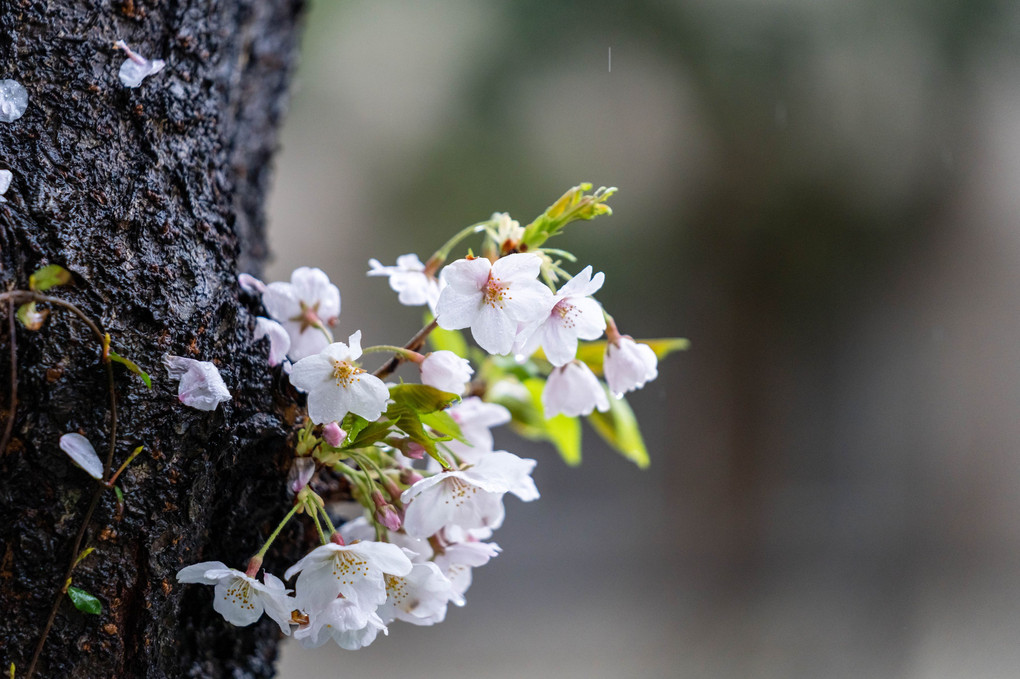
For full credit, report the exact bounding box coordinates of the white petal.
[346,376,390,421]
[176,561,230,585]
[59,433,103,480]
[503,278,555,324]
[287,353,334,393]
[435,287,483,330]
[352,540,414,577]
[306,381,354,425]
[237,273,266,295]
[254,317,291,366]
[442,257,492,292]
[490,252,542,280]
[470,302,516,355]
[0,169,12,196]
[604,338,659,396]
[261,282,301,324]
[290,267,341,320]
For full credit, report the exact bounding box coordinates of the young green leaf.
[29,264,72,291]
[339,413,372,446]
[114,485,125,505]
[109,350,152,388]
[73,547,95,569]
[343,419,396,449]
[522,184,617,249]
[586,393,650,468]
[419,410,468,444]
[388,383,459,414]
[67,586,102,615]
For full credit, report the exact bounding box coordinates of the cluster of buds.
[176,185,682,649]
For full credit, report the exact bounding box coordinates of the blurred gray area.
[266,1,1020,677]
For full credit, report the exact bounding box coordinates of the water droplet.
[0,80,28,123]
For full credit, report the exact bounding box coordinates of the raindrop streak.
[0,79,28,123]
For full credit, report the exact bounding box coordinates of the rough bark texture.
[0,1,304,677]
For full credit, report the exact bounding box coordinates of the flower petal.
[59,433,103,480]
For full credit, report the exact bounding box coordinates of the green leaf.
[29,264,72,291]
[419,410,468,444]
[522,184,617,249]
[572,337,690,376]
[15,301,47,330]
[586,394,649,468]
[345,419,396,449]
[109,351,152,388]
[388,383,459,414]
[113,486,124,505]
[340,413,372,446]
[67,586,102,615]
[73,547,95,568]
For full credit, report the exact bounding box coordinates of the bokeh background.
[266,1,1020,677]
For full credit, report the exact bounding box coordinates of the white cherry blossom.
[284,540,413,610]
[59,433,103,480]
[367,254,440,311]
[176,562,293,633]
[542,360,609,418]
[433,536,501,598]
[288,331,389,424]
[340,517,433,562]
[162,354,231,411]
[377,561,464,626]
[435,253,554,355]
[0,80,28,123]
[114,41,165,88]
[262,267,341,362]
[294,597,387,650]
[516,266,606,366]
[440,396,511,464]
[604,336,659,397]
[401,451,538,538]
[254,317,290,367]
[492,212,525,249]
[419,350,473,394]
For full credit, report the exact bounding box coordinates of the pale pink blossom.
[59,433,103,480]
[176,562,293,633]
[434,537,501,598]
[262,267,341,361]
[542,360,609,418]
[604,336,659,397]
[419,350,473,394]
[400,451,538,538]
[435,254,553,355]
[237,273,266,295]
[293,597,387,650]
[367,254,440,311]
[516,266,606,366]
[377,561,464,626]
[288,331,389,424]
[284,540,413,610]
[162,354,231,411]
[440,396,511,465]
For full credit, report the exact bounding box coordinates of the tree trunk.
[0,1,305,676]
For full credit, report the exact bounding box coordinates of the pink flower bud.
[372,490,402,531]
[400,468,424,486]
[323,422,347,447]
[288,457,315,494]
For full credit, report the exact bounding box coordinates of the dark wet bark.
[0,1,304,677]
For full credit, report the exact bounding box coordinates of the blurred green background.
[267,1,1020,677]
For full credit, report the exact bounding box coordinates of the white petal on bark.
[0,169,11,201]
[59,433,103,480]
[118,46,166,88]
[162,354,231,411]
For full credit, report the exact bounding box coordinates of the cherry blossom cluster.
[172,184,681,651]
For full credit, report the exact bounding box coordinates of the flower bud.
[372,490,403,531]
[400,468,424,486]
[322,421,347,448]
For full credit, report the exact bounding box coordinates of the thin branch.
[1,300,17,456]
[0,290,122,679]
[372,318,439,380]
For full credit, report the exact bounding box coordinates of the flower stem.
[255,502,303,560]
[372,318,439,379]
[362,345,423,363]
[430,220,491,263]
[105,445,143,488]
[307,499,328,545]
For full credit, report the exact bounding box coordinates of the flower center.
[224,578,256,612]
[332,359,365,388]
[291,300,322,333]
[553,299,576,327]
[483,275,509,309]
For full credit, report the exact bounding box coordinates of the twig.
[1,300,17,456]
[372,318,439,380]
[0,290,121,679]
